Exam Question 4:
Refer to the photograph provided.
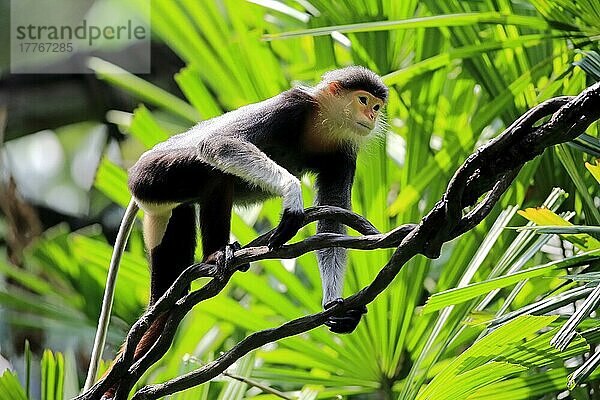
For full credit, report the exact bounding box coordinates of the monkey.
[84,66,388,395]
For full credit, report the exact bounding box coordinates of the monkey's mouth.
[355,121,373,134]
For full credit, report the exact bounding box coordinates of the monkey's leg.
[135,204,197,359]
[200,179,232,261]
[318,236,367,334]
[199,178,249,272]
[102,204,196,399]
[315,155,367,334]
[145,203,197,329]
[318,233,368,334]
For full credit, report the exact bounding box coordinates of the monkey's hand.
[268,209,304,249]
[324,298,367,334]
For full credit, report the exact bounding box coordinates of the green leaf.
[555,144,600,226]
[389,60,553,216]
[175,66,223,119]
[417,316,557,399]
[574,50,600,81]
[551,284,600,351]
[297,388,319,400]
[0,371,28,400]
[263,12,565,40]
[253,366,378,388]
[432,362,527,400]
[514,225,600,235]
[24,340,31,398]
[0,259,57,296]
[470,368,581,399]
[70,235,148,316]
[217,353,255,400]
[129,105,170,148]
[41,349,64,400]
[488,286,593,329]
[569,349,600,389]
[94,157,131,208]
[570,134,600,157]
[500,327,589,368]
[423,249,600,314]
[384,33,572,87]
[87,57,200,123]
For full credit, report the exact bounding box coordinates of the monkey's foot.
[324,298,367,334]
[205,242,249,272]
[268,209,304,249]
[229,241,250,272]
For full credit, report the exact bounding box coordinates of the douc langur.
[85,66,388,395]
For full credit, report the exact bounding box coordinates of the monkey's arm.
[197,135,303,247]
[314,154,366,334]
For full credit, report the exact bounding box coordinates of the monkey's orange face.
[350,90,384,135]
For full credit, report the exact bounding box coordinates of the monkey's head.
[315,66,389,146]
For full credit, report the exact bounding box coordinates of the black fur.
[128,88,315,205]
[229,241,249,272]
[199,177,233,257]
[149,204,196,304]
[321,66,388,102]
[128,149,220,203]
[268,209,305,249]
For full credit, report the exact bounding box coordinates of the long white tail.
[84,199,139,390]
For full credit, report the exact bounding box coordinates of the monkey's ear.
[327,81,343,95]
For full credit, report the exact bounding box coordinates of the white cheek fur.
[315,91,387,148]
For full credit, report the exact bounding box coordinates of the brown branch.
[76,82,600,400]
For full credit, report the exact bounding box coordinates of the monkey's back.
[128,87,316,205]
[153,87,315,150]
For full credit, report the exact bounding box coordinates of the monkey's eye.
[358,96,368,105]
[373,104,380,111]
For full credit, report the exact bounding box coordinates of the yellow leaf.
[517,207,571,226]
[585,159,600,185]
[518,207,600,250]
